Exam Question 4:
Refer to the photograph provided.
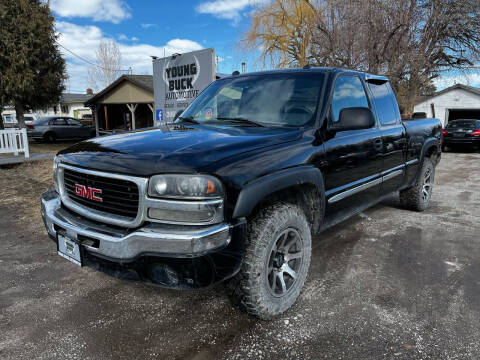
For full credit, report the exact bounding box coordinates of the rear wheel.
[44,132,56,143]
[227,202,311,319]
[400,158,435,211]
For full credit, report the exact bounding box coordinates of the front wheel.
[227,202,312,319]
[400,158,435,211]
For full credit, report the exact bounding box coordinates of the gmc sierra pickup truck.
[41,68,442,319]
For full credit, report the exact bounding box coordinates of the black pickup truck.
[41,68,442,319]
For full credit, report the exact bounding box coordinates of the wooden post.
[94,106,100,136]
[104,105,109,130]
[126,104,138,130]
[21,128,29,158]
[147,103,154,126]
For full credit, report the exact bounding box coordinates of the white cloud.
[433,72,480,90]
[51,0,131,23]
[118,34,139,42]
[196,0,268,24]
[141,23,157,29]
[56,22,203,91]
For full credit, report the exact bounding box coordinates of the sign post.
[153,48,215,125]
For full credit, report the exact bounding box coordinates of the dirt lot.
[1,152,480,359]
[28,141,75,154]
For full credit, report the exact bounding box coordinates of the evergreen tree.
[0,0,66,128]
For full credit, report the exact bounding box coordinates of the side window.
[67,118,82,126]
[50,118,64,125]
[368,82,400,125]
[331,76,369,122]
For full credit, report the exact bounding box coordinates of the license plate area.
[57,233,83,266]
[454,132,465,138]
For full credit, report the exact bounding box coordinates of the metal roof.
[85,75,154,105]
[61,93,94,103]
[219,67,389,81]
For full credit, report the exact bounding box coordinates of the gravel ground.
[1,152,480,359]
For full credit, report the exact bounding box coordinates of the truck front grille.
[63,168,139,219]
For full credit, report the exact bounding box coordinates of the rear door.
[323,74,383,219]
[367,80,407,194]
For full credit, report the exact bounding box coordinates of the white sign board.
[153,48,215,124]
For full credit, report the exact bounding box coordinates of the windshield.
[179,73,324,127]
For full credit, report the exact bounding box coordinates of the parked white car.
[1,113,38,127]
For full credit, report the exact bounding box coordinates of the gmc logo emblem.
[74,184,103,202]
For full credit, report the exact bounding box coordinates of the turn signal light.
[472,129,480,136]
[440,129,448,136]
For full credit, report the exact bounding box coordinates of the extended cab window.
[181,73,324,127]
[331,76,369,122]
[368,82,400,125]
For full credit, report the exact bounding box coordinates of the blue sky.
[50,0,265,92]
[49,0,480,93]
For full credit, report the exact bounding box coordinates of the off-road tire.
[226,202,312,319]
[400,158,435,211]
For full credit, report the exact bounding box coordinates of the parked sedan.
[441,119,480,150]
[27,116,95,142]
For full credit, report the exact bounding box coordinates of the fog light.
[148,208,215,223]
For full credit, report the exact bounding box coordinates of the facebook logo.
[156,109,163,121]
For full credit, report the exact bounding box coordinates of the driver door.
[322,75,383,221]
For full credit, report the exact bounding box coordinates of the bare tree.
[88,39,122,91]
[241,0,318,68]
[243,0,480,113]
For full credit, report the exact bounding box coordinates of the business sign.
[153,48,215,124]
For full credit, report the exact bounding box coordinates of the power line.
[55,40,132,73]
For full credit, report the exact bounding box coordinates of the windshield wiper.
[215,117,265,127]
[177,116,199,124]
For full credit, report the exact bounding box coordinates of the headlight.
[53,156,59,193]
[148,174,224,199]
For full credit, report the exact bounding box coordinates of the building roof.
[85,75,154,105]
[61,93,94,103]
[415,83,480,105]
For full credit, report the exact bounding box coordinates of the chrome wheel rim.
[422,168,433,204]
[266,228,303,297]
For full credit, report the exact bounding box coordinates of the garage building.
[413,84,480,127]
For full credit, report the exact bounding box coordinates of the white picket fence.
[0,128,30,158]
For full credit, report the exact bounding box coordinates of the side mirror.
[173,110,183,121]
[330,107,376,132]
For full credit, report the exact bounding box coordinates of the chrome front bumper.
[41,189,231,260]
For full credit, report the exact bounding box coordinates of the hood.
[57,124,302,176]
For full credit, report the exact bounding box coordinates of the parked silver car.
[27,116,95,142]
